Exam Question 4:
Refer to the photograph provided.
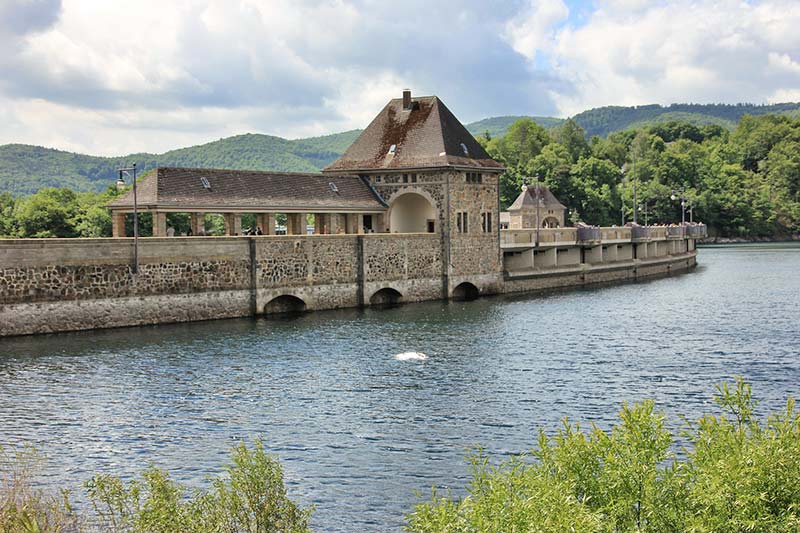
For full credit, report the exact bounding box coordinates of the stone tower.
[323,90,505,298]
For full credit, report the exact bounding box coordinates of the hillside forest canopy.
[0,113,798,239]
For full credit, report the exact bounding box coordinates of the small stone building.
[506,184,566,229]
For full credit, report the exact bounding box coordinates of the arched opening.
[451,282,480,301]
[389,192,437,233]
[264,295,306,316]
[542,216,560,228]
[370,287,403,307]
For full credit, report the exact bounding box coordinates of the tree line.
[481,113,800,238]
[0,113,798,239]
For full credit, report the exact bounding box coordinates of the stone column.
[288,213,306,235]
[330,214,345,234]
[223,214,242,235]
[375,213,387,233]
[314,213,326,234]
[256,213,275,235]
[152,211,167,237]
[344,213,358,234]
[112,212,126,237]
[190,212,204,236]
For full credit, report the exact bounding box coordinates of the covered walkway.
[107,167,388,237]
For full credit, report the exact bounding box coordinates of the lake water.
[1,243,798,531]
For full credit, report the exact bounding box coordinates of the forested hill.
[2,102,799,195]
[571,103,800,137]
[0,130,361,196]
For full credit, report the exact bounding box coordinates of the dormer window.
[388,144,397,154]
[329,182,339,193]
[460,142,469,156]
[200,177,211,189]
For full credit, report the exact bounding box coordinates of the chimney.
[402,89,412,110]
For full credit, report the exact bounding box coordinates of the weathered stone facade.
[362,169,503,296]
[0,233,446,336]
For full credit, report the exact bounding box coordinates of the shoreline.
[699,235,799,245]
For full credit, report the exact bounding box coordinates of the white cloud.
[547,0,800,115]
[0,0,799,156]
[0,0,559,154]
[504,0,569,61]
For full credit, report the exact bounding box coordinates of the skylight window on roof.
[388,144,397,154]
[329,182,339,193]
[200,177,211,189]
[460,143,469,156]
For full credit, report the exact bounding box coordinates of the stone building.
[107,168,387,237]
[323,89,505,297]
[108,89,507,298]
[506,184,566,229]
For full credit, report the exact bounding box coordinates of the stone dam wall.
[0,235,697,337]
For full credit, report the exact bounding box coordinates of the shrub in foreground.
[85,439,311,532]
[0,446,79,533]
[406,378,800,532]
[1,440,310,533]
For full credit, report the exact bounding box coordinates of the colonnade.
[110,211,386,237]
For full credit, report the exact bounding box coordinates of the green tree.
[552,118,590,163]
[12,188,79,238]
[486,118,550,169]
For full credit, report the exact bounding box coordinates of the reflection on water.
[1,244,799,531]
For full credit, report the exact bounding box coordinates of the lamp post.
[639,199,651,226]
[620,166,626,225]
[621,163,638,224]
[117,163,138,274]
[533,175,544,246]
[670,188,687,225]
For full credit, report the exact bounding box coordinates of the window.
[460,142,469,156]
[410,173,417,183]
[481,212,493,233]
[388,144,397,154]
[403,174,409,183]
[457,212,468,233]
[465,172,483,183]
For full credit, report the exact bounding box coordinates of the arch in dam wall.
[387,190,438,233]
[451,282,480,301]
[263,295,307,316]
[369,287,403,307]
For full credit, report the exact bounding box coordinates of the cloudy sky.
[1,0,799,155]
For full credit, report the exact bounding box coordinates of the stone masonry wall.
[0,233,446,336]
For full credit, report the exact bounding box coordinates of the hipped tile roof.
[108,167,387,211]
[508,185,566,211]
[324,95,504,172]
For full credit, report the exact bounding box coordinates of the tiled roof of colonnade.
[107,167,388,212]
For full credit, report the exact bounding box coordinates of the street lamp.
[670,188,688,225]
[533,175,544,246]
[117,163,139,274]
[620,166,626,225]
[639,198,652,226]
[621,162,638,224]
